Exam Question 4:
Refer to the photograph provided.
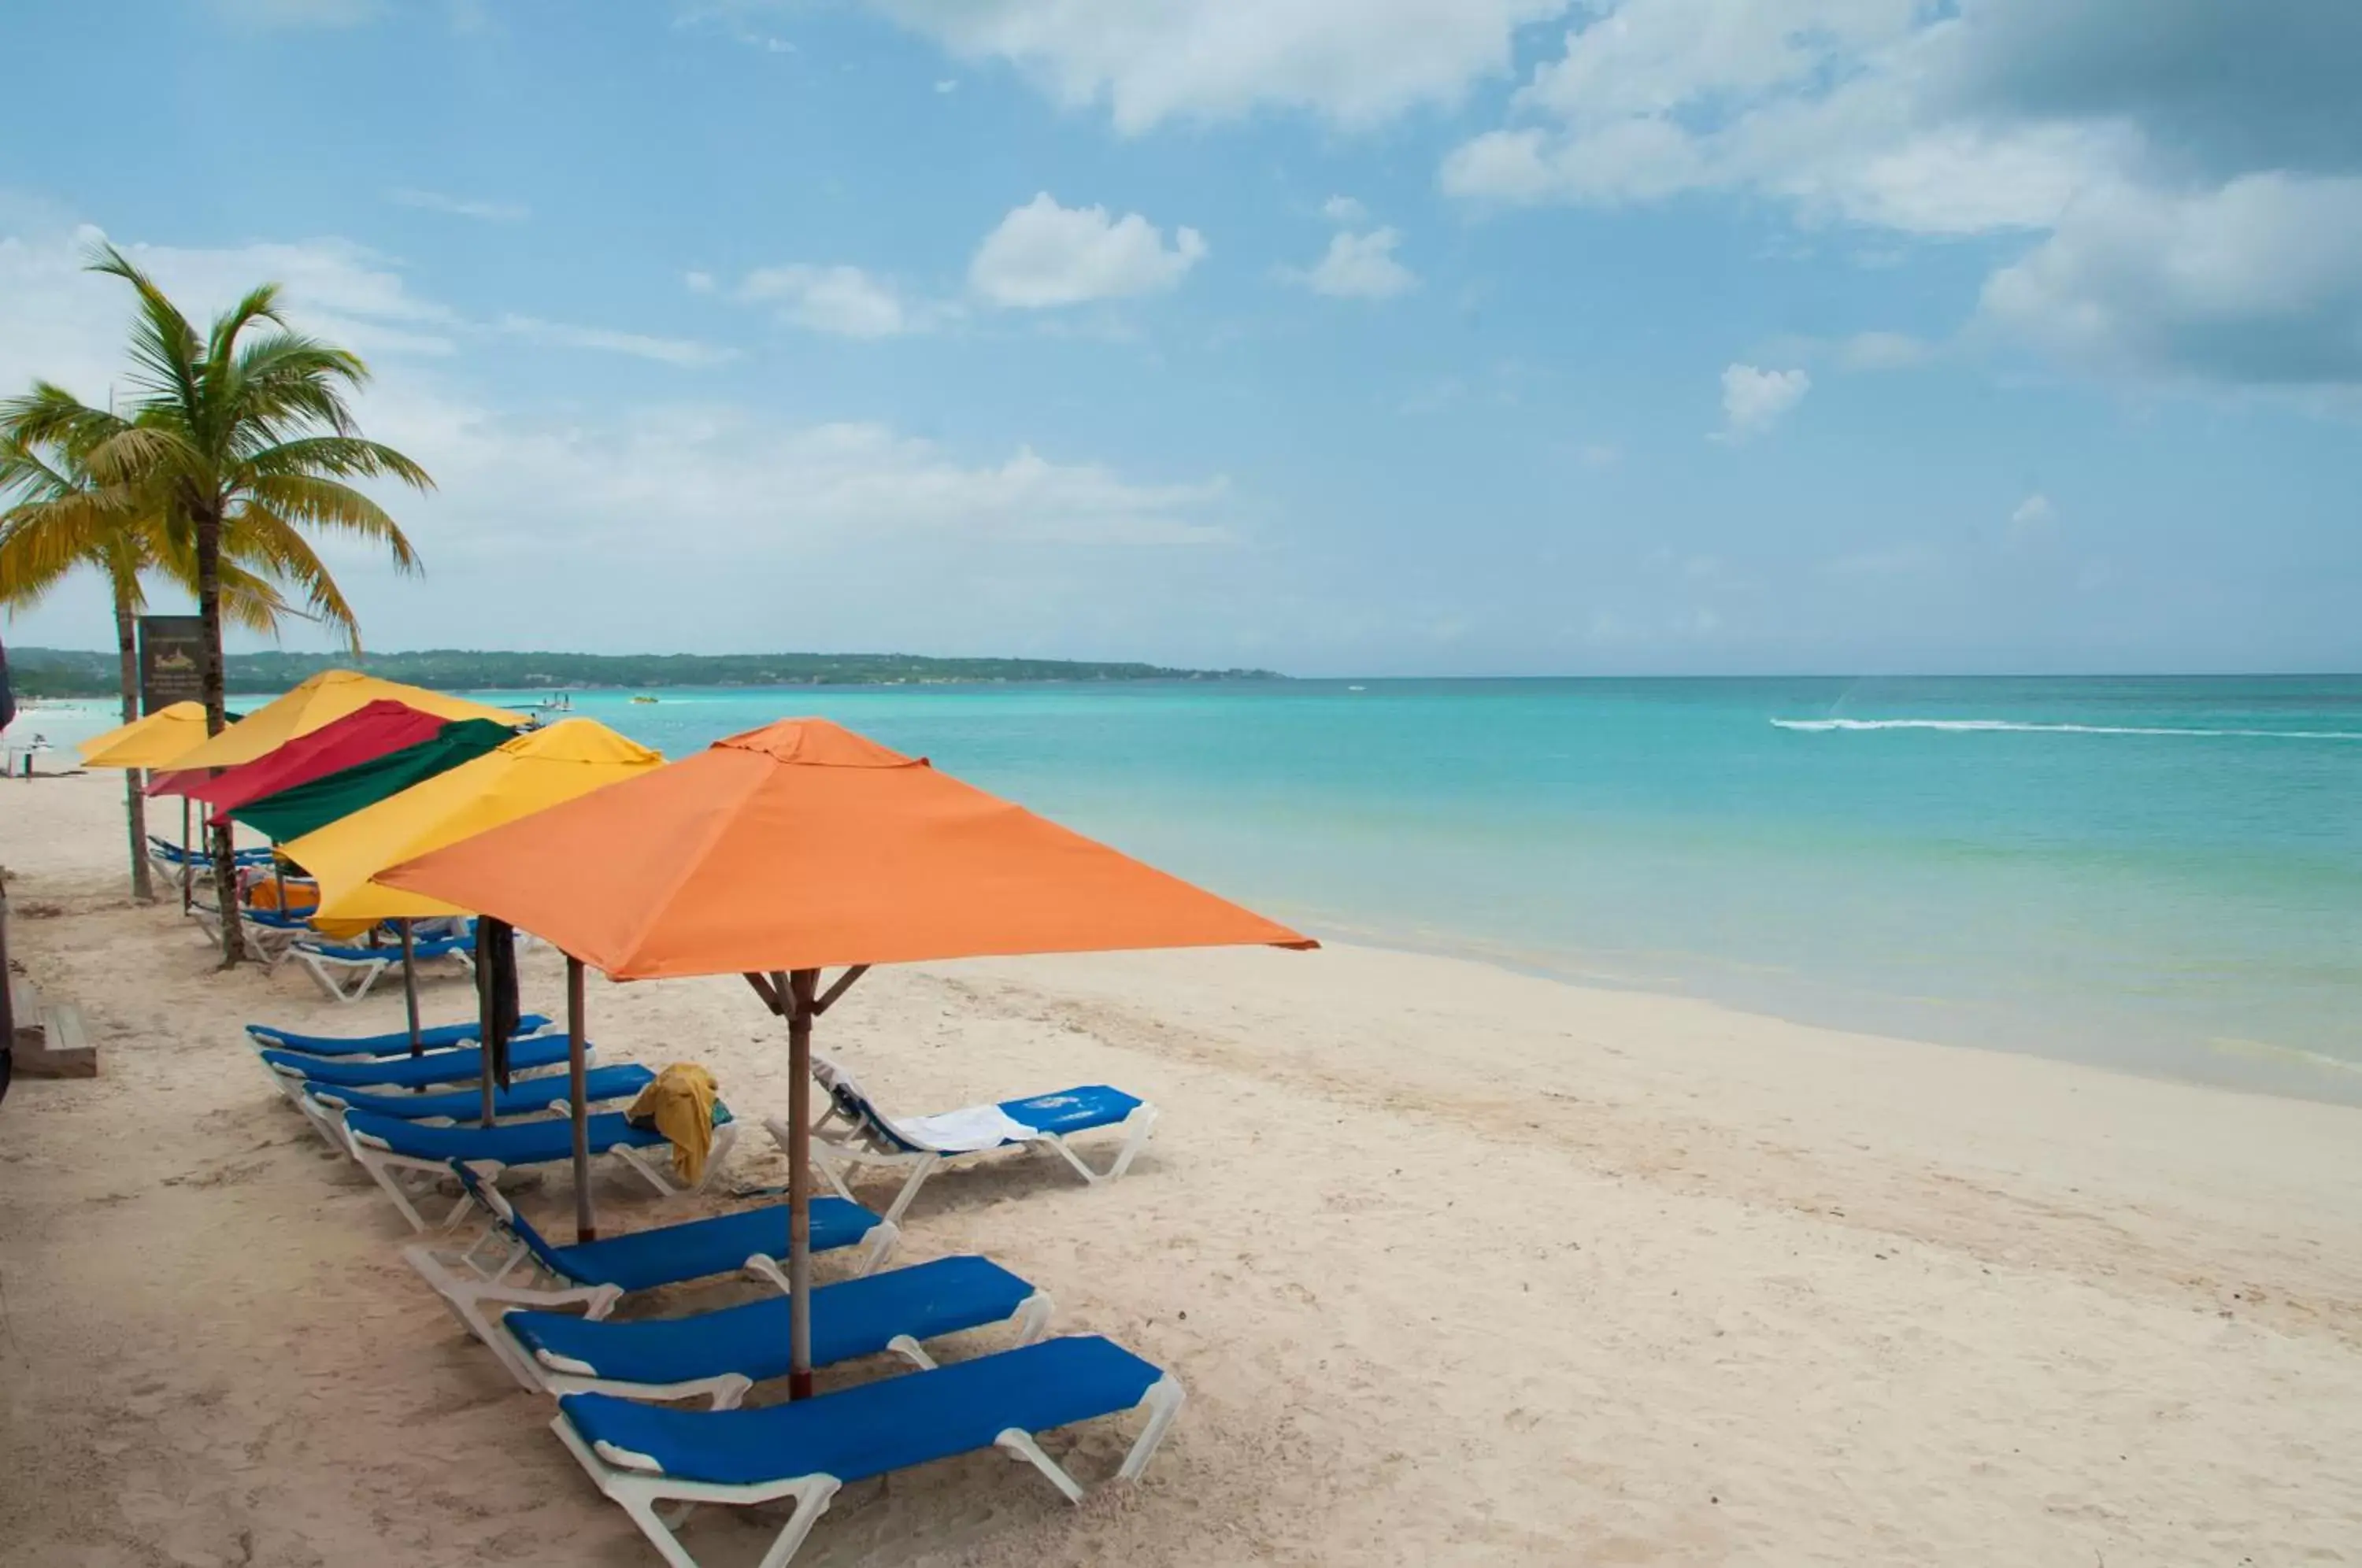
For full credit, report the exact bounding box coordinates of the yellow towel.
[627,1063,720,1186]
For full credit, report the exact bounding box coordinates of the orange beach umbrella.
[379,716,1312,1396]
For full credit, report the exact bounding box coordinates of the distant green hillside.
[6,645,1283,696]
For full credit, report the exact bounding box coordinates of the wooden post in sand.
[399,919,422,1058]
[786,967,816,1400]
[568,957,594,1241]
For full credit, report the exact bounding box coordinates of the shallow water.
[26,675,2362,1101]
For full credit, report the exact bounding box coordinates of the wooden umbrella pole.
[568,956,595,1241]
[477,923,497,1129]
[787,967,817,1400]
[400,919,422,1058]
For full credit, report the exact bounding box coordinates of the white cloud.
[1577,442,1620,468]
[935,78,959,93]
[0,212,1246,660]
[1438,0,2362,390]
[2008,492,2057,544]
[683,270,718,294]
[866,0,1568,131]
[1979,173,2362,387]
[1836,331,1931,371]
[1292,227,1417,300]
[212,0,379,25]
[1717,364,1810,439]
[732,264,935,337]
[0,226,733,412]
[969,193,1206,309]
[493,314,736,366]
[387,188,530,223]
[1321,194,1368,224]
[387,398,1235,557]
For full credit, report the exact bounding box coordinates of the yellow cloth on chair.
[627,1063,720,1186]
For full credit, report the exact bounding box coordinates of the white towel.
[811,1055,1038,1153]
[897,1104,1039,1153]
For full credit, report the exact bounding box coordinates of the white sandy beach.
[5,764,2362,1566]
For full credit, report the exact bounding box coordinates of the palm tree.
[0,390,319,901]
[27,243,431,963]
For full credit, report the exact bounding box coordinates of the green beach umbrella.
[229,719,517,845]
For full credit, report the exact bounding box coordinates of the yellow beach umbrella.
[77,701,211,768]
[163,670,527,772]
[283,718,663,936]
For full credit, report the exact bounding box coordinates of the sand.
[5,765,2361,1566]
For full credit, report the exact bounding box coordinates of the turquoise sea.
[24,675,2362,1102]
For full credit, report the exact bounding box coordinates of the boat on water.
[629,695,659,704]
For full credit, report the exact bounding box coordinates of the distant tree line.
[7,645,1284,694]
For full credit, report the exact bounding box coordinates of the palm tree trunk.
[113,589,154,903]
[195,501,242,967]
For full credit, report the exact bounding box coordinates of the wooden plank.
[18,1003,96,1079]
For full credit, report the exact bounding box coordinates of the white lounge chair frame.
[402,1180,901,1389]
[765,1093,1160,1228]
[550,1370,1185,1568]
[342,1118,739,1233]
[294,937,476,1004]
[252,1033,573,1112]
[189,902,309,970]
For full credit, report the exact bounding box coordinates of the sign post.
[137,616,205,716]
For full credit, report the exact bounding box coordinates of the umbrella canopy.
[77,702,210,768]
[377,716,1315,978]
[232,719,517,845]
[161,670,525,773]
[379,716,1312,1401]
[154,700,450,824]
[283,719,662,937]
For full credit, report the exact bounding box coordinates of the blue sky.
[2,0,2358,675]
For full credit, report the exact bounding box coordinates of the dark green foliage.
[7,645,1283,693]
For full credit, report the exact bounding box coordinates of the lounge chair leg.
[884,1333,939,1370]
[1011,1290,1056,1346]
[348,1145,435,1233]
[807,1141,861,1207]
[1119,1375,1187,1481]
[402,1244,622,1389]
[879,1155,939,1229]
[1044,1104,1161,1186]
[994,1429,1087,1504]
[852,1218,898,1278]
[1107,1104,1160,1180]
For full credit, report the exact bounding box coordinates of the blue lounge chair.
[190,900,317,967]
[766,1056,1160,1226]
[550,1335,1184,1568]
[498,1254,1052,1401]
[292,931,475,1004]
[402,1163,897,1364]
[256,1031,587,1104]
[294,1063,657,1152]
[246,1013,555,1059]
[342,1105,738,1232]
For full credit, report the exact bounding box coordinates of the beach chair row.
[246,1011,1175,1567]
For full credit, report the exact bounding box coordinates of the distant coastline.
[5,645,1286,697]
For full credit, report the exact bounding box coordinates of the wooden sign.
[138,616,206,714]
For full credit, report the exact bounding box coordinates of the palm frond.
[246,435,435,491]
[240,474,423,572]
[226,503,365,649]
[84,242,205,419]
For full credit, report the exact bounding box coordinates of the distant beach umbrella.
[164,669,524,774]
[76,701,209,769]
[280,718,661,1072]
[228,719,516,845]
[151,700,447,823]
[379,716,1314,1400]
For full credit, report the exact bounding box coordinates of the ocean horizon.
[22,672,2361,1104]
